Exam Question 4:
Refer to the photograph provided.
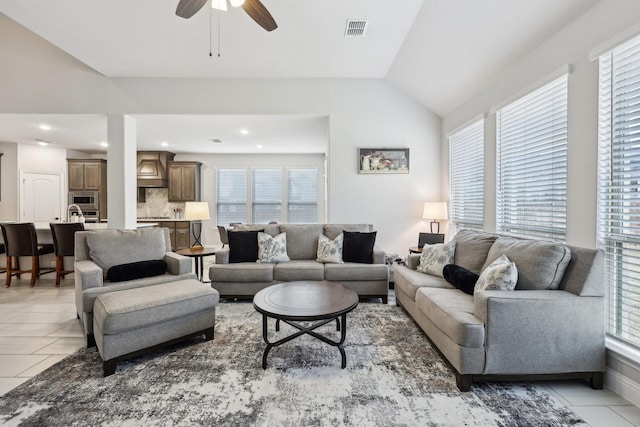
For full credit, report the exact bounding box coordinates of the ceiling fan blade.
[241,0,278,32]
[176,0,208,19]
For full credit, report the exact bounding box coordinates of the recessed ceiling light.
[39,124,51,131]
[38,141,49,147]
[35,138,54,146]
[161,141,169,147]
[100,141,109,147]
[256,144,263,149]
[240,129,249,135]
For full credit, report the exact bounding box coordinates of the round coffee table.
[253,281,359,369]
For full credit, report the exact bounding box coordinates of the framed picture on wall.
[358,148,409,174]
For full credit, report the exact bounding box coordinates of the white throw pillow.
[257,232,290,263]
[416,241,456,277]
[474,254,518,292]
[316,234,344,264]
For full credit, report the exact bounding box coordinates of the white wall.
[0,142,18,220]
[442,0,640,404]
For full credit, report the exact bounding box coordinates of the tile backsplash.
[136,188,185,218]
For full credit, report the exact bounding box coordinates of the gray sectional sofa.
[394,229,606,391]
[210,224,389,302]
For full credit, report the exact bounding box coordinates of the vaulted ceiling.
[0,0,602,152]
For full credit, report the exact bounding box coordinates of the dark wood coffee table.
[253,281,359,369]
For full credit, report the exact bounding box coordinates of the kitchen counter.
[0,221,158,244]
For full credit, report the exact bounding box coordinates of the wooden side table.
[409,246,423,254]
[176,246,218,282]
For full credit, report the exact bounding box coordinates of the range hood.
[137,151,175,188]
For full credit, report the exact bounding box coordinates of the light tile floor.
[1,276,640,426]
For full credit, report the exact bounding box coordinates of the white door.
[20,172,64,223]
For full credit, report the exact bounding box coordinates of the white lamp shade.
[184,202,211,221]
[422,202,448,220]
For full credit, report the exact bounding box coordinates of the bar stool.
[1,223,55,288]
[50,223,85,287]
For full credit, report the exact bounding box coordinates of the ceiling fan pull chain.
[209,4,213,57]
[218,7,222,58]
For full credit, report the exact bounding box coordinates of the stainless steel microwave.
[69,191,99,209]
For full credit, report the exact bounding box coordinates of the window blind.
[287,169,318,223]
[216,169,247,225]
[253,169,282,224]
[597,34,640,348]
[449,119,484,232]
[496,74,568,241]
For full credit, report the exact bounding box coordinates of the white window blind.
[449,119,484,232]
[496,75,568,241]
[597,34,640,348]
[253,169,282,224]
[288,168,318,223]
[216,169,247,225]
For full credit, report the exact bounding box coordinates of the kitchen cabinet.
[168,161,201,202]
[68,159,106,191]
[159,221,193,251]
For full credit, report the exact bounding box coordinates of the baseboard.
[605,367,640,407]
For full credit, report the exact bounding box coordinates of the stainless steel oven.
[69,191,99,210]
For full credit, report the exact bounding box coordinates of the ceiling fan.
[176,0,278,32]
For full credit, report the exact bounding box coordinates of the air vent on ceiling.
[211,138,223,143]
[345,20,369,37]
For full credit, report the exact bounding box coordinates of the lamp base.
[190,244,204,251]
[430,221,440,234]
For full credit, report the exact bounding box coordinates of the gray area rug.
[0,302,585,426]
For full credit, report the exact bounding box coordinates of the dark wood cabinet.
[168,161,201,202]
[159,221,193,251]
[68,160,106,191]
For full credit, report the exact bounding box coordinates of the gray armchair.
[74,227,196,347]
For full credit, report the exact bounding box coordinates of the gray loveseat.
[210,224,389,302]
[394,229,606,391]
[75,227,196,347]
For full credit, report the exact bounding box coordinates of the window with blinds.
[288,168,318,223]
[216,167,319,225]
[253,169,282,224]
[496,75,568,241]
[597,34,640,348]
[216,169,247,225]
[449,119,484,232]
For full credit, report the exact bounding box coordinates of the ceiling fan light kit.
[176,0,277,32]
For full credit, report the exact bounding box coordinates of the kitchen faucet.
[67,204,84,222]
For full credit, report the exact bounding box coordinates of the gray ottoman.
[93,279,219,376]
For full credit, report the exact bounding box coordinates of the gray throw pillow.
[316,233,344,263]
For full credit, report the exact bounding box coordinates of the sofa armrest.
[164,252,192,275]
[75,259,104,290]
[373,246,385,264]
[216,247,230,264]
[474,290,605,374]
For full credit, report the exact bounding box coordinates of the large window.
[496,75,568,241]
[216,167,318,225]
[598,34,640,348]
[449,119,484,232]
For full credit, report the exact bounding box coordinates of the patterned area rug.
[0,302,585,426]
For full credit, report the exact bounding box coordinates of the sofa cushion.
[316,234,343,263]
[416,241,456,277]
[234,223,280,237]
[453,230,498,274]
[87,228,166,273]
[324,224,372,240]
[257,232,290,263]
[273,260,324,281]
[342,231,377,264]
[443,264,478,295]
[394,266,453,301]
[280,224,324,260]
[482,236,572,290]
[475,254,518,292]
[415,287,485,348]
[228,230,261,263]
[210,262,274,282]
[324,262,388,281]
[106,260,168,283]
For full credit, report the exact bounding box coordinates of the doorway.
[20,171,64,223]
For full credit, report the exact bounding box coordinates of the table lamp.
[184,202,210,249]
[422,202,448,234]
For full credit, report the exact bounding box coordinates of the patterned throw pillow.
[316,234,344,263]
[474,254,518,292]
[416,241,456,277]
[257,232,290,263]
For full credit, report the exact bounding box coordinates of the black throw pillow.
[228,230,262,263]
[443,264,479,295]
[107,260,167,283]
[342,231,377,264]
